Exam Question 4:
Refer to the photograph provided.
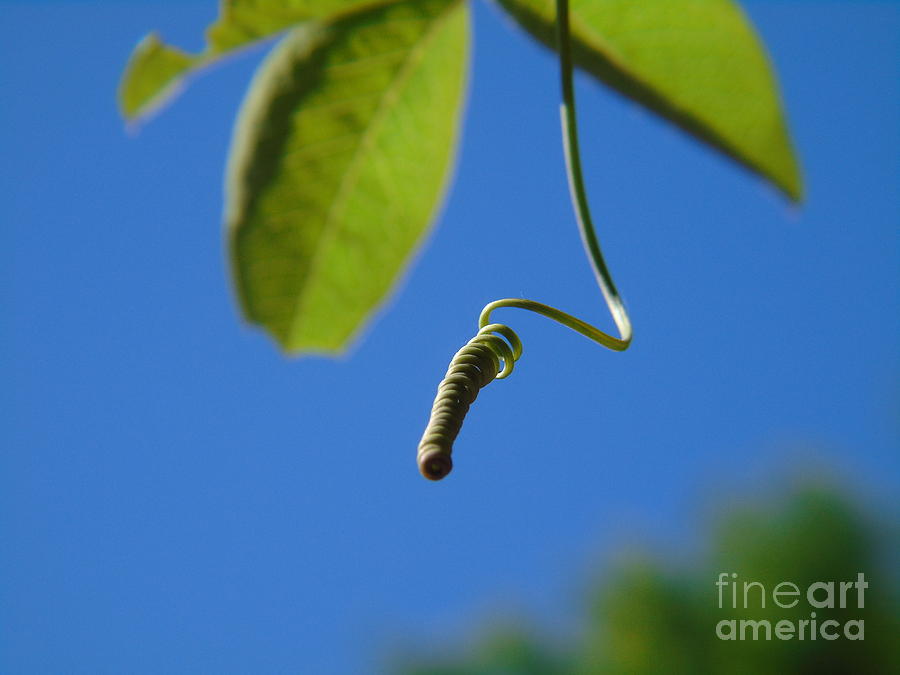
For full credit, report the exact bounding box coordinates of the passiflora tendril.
[417,0,633,480]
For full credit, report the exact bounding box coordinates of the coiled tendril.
[417,324,522,480]
[417,0,633,480]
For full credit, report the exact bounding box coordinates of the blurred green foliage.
[394,485,899,674]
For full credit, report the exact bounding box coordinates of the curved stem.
[479,0,632,351]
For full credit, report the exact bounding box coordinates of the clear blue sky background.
[1,1,897,673]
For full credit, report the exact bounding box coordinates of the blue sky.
[1,1,897,673]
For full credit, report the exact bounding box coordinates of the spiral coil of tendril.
[417,323,522,481]
[416,0,634,481]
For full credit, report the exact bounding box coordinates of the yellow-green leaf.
[117,0,380,121]
[226,0,469,353]
[496,0,803,200]
[205,0,378,51]
[118,33,194,119]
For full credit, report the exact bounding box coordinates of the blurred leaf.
[588,562,708,674]
[117,0,379,120]
[395,627,571,675]
[226,0,469,352]
[204,0,378,51]
[118,33,194,119]
[395,482,900,674]
[495,0,803,200]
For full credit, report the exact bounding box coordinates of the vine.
[416,0,633,480]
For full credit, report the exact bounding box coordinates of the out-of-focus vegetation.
[393,484,899,674]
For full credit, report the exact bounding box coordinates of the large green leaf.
[495,0,802,200]
[226,0,469,352]
[204,0,382,50]
[118,0,383,120]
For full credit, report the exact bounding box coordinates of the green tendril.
[417,0,632,481]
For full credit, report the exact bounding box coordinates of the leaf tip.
[118,31,195,123]
[273,329,350,359]
[785,163,805,205]
[773,145,804,204]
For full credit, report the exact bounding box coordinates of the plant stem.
[479,0,632,351]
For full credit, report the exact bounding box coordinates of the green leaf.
[226,0,469,353]
[495,0,802,200]
[118,33,194,119]
[204,0,380,51]
[117,0,381,121]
